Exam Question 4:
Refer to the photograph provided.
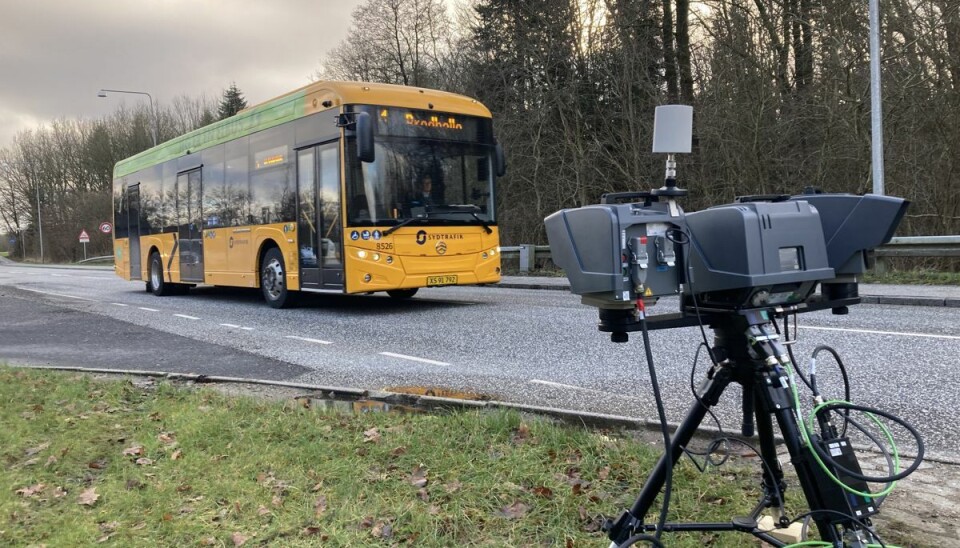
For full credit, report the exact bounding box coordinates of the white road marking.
[16,287,94,301]
[529,379,620,398]
[174,314,200,320]
[50,273,68,277]
[240,327,254,331]
[220,323,241,328]
[798,325,960,341]
[379,352,450,366]
[285,335,333,345]
[138,307,159,312]
[110,302,128,307]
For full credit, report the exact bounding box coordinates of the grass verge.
[863,269,960,285]
[4,367,918,547]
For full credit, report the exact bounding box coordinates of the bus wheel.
[149,252,174,296]
[386,288,418,299]
[261,248,292,308]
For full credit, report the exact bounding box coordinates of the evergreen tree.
[217,83,247,120]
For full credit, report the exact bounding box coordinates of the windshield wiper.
[383,216,426,236]
[470,212,493,234]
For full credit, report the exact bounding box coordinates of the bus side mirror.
[494,141,506,177]
[356,112,375,163]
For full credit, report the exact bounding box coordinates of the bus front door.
[178,169,204,282]
[126,183,141,280]
[297,142,343,290]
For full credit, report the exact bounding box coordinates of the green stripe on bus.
[114,90,308,178]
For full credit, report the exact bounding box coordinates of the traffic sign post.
[79,229,90,261]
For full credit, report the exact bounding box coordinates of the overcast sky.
[0,0,362,148]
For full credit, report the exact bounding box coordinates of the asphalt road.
[1,263,957,460]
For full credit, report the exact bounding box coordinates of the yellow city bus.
[112,81,505,307]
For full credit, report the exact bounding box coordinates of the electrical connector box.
[816,437,878,522]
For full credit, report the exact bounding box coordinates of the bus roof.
[113,81,493,178]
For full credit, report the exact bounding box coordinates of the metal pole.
[35,184,43,263]
[869,0,884,195]
[98,89,157,147]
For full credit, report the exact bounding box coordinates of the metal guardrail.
[502,236,960,272]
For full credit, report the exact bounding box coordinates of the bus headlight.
[373,253,381,262]
[363,273,372,282]
[386,256,393,264]
[358,250,368,259]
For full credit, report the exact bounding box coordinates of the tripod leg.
[605,364,734,545]
[753,388,786,510]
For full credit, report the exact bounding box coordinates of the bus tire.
[261,247,293,308]
[386,288,418,299]
[149,252,174,297]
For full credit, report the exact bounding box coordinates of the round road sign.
[99,221,113,234]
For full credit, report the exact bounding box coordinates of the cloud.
[0,0,359,147]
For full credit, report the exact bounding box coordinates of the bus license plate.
[427,275,458,286]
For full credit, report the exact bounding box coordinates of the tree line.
[0,90,244,262]
[324,0,960,252]
[2,1,958,265]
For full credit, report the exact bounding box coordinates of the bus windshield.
[345,114,496,228]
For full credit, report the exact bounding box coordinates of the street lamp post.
[98,88,157,147]
[869,0,884,195]
[35,183,43,263]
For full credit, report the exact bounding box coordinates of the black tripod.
[605,307,878,547]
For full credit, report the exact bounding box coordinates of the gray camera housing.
[544,200,684,307]
[545,193,908,311]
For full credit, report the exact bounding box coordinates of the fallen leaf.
[272,495,283,508]
[409,465,428,488]
[231,532,249,546]
[371,520,393,539]
[512,423,531,443]
[302,526,322,536]
[444,480,462,494]
[171,449,183,460]
[158,432,176,445]
[100,521,120,532]
[572,480,591,495]
[257,505,270,516]
[46,455,58,467]
[314,495,327,516]
[427,504,441,515]
[311,482,323,492]
[53,486,67,498]
[499,501,529,519]
[122,445,145,457]
[25,442,50,457]
[417,488,430,502]
[390,446,407,456]
[88,459,107,470]
[199,537,216,546]
[78,487,100,506]
[23,457,40,466]
[598,466,610,480]
[16,483,45,497]
[126,479,144,491]
[532,486,554,499]
[135,458,154,466]
[362,427,381,443]
[96,534,111,543]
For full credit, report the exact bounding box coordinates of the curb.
[11,364,959,466]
